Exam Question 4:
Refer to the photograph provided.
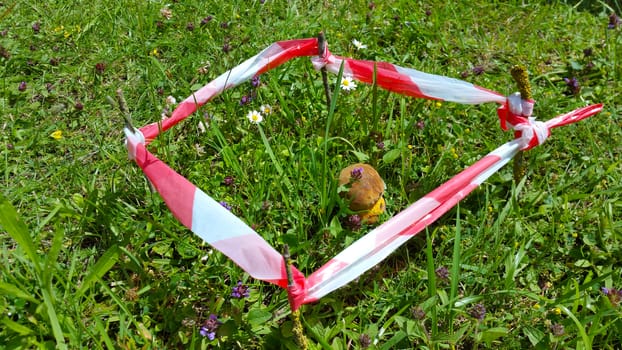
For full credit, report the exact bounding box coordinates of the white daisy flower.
[340,76,357,91]
[352,39,367,50]
[260,104,273,115]
[247,110,263,124]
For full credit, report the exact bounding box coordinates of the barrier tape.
[124,36,602,310]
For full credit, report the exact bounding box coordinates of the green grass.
[2,0,622,348]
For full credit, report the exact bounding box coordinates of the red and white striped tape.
[124,36,602,310]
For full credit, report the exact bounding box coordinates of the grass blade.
[43,225,65,286]
[41,285,67,349]
[76,245,120,297]
[425,228,439,336]
[449,205,462,332]
[319,61,345,217]
[0,281,37,302]
[1,316,34,336]
[558,304,592,349]
[0,194,41,274]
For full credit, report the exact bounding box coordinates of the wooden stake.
[318,31,332,111]
[283,245,308,349]
[107,89,136,132]
[510,65,532,183]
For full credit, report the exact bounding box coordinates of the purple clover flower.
[602,286,622,306]
[435,266,449,281]
[201,16,213,25]
[411,306,426,320]
[239,94,251,105]
[251,75,261,88]
[350,167,363,181]
[608,13,620,29]
[583,48,593,57]
[0,46,9,59]
[95,62,106,74]
[18,81,27,92]
[469,303,486,321]
[231,280,250,299]
[219,201,232,211]
[199,314,221,340]
[563,77,580,95]
[472,65,485,75]
[222,175,235,186]
[359,334,372,348]
[346,214,362,231]
[550,323,565,337]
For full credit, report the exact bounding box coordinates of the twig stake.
[283,244,308,349]
[318,32,332,111]
[106,89,136,132]
[510,65,532,183]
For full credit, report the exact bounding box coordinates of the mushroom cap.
[338,163,386,212]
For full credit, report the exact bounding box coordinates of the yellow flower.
[151,48,159,57]
[50,130,63,140]
[533,304,541,310]
[552,307,561,315]
[451,147,458,159]
[435,101,442,108]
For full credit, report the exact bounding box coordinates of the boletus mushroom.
[338,163,386,224]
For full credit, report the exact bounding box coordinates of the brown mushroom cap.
[338,163,386,212]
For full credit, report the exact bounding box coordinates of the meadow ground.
[1,0,622,349]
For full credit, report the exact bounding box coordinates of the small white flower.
[161,107,170,120]
[195,143,205,155]
[160,7,173,20]
[165,95,176,105]
[197,120,208,133]
[260,104,273,115]
[352,39,367,50]
[247,110,263,124]
[340,76,357,91]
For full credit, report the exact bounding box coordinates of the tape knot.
[497,93,548,150]
[124,127,145,160]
